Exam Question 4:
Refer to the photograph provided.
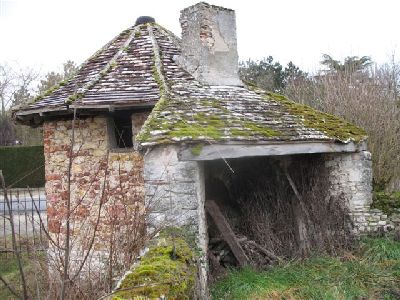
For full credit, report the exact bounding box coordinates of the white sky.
[1,0,399,74]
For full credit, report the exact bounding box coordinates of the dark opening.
[204,155,353,282]
[112,113,133,148]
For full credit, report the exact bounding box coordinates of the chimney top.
[181,2,234,14]
[177,2,242,86]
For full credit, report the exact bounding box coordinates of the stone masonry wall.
[143,145,208,298]
[143,145,203,228]
[325,151,390,233]
[44,114,146,269]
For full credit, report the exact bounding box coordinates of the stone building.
[14,1,388,296]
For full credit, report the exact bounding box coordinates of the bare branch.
[61,107,77,300]
[0,275,21,299]
[0,171,28,299]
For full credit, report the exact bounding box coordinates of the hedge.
[0,146,45,188]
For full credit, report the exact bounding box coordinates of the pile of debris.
[206,200,281,281]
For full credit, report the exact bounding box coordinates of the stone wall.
[143,145,208,298]
[44,114,146,269]
[325,151,390,233]
[178,2,242,86]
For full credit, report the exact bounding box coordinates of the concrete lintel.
[178,141,367,161]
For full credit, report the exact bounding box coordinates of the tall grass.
[211,237,400,300]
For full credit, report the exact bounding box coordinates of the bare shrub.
[228,156,354,259]
[284,65,400,189]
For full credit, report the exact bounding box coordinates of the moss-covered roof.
[136,82,367,146]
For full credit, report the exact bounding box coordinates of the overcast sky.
[1,0,399,74]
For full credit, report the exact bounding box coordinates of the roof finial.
[135,16,155,26]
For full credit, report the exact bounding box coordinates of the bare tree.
[0,64,14,116]
[0,63,40,146]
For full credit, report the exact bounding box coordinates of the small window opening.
[110,113,133,148]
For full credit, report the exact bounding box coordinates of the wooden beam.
[15,106,68,116]
[69,102,155,110]
[205,200,249,267]
[283,168,302,203]
[179,141,366,161]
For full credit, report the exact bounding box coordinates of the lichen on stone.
[112,227,197,300]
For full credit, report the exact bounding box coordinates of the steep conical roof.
[14,20,367,146]
[14,22,181,122]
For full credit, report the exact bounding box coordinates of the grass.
[1,237,398,299]
[211,236,400,300]
[0,253,25,299]
[0,252,47,299]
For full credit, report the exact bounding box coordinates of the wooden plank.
[245,240,281,262]
[282,166,311,255]
[283,168,302,203]
[205,200,249,267]
[179,141,366,161]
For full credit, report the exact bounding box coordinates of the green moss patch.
[113,227,197,300]
[264,91,367,143]
[137,96,281,144]
[32,77,72,104]
[170,112,226,140]
[190,144,203,156]
[135,95,169,142]
[241,122,280,138]
[372,191,400,215]
[152,64,165,95]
